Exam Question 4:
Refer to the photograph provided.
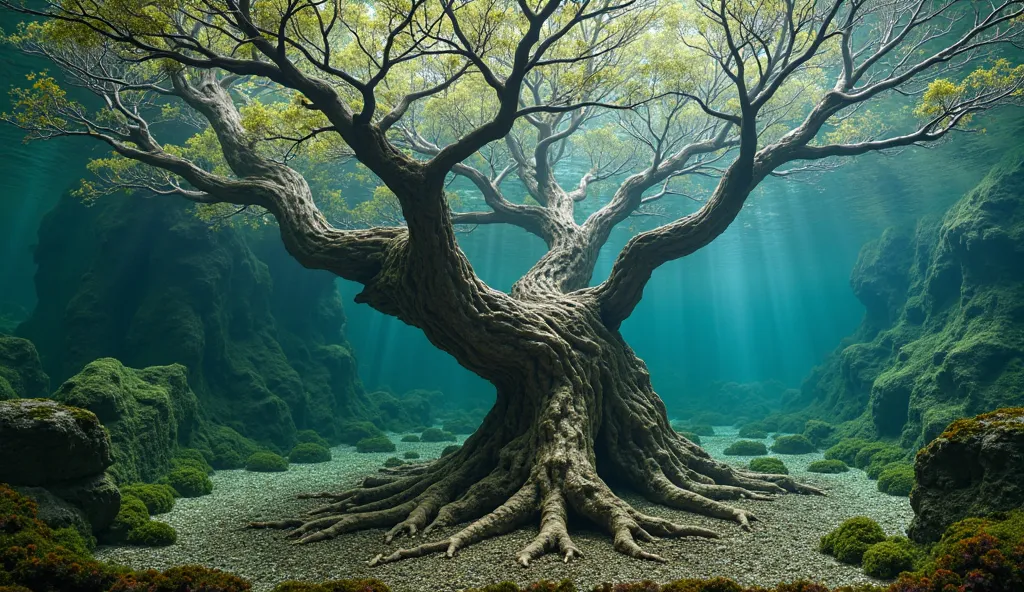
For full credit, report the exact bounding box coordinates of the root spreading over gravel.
[97,429,913,591]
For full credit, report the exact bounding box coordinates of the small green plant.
[104,494,150,543]
[723,440,767,456]
[120,483,176,515]
[420,428,456,443]
[802,420,834,446]
[865,447,907,479]
[807,459,849,474]
[862,537,917,579]
[403,451,420,460]
[824,438,871,465]
[688,424,715,436]
[339,421,385,445]
[295,429,330,448]
[400,434,421,442]
[877,463,914,496]
[384,457,405,467]
[853,441,891,469]
[677,431,702,445]
[771,434,816,454]
[171,448,214,474]
[289,443,331,464]
[245,451,290,472]
[748,457,788,475]
[126,520,177,547]
[162,467,214,497]
[819,516,886,564]
[738,424,768,439]
[356,436,397,452]
[441,444,461,457]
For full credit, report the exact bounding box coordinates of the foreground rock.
[0,398,120,532]
[909,407,1024,542]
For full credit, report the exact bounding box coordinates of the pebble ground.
[96,428,913,591]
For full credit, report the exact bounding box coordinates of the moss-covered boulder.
[0,399,111,485]
[53,358,200,484]
[0,335,49,400]
[909,407,1024,542]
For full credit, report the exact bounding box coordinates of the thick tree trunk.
[253,293,819,566]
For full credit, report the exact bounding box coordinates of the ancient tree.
[3,0,1023,566]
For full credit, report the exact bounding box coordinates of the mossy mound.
[126,520,177,547]
[441,445,461,457]
[289,443,332,464]
[420,428,456,443]
[807,460,849,474]
[403,451,420,460]
[747,457,788,475]
[160,467,214,497]
[0,335,49,399]
[737,424,768,439]
[372,390,433,433]
[802,420,834,447]
[723,440,767,456]
[103,494,150,544]
[383,457,405,468]
[295,430,330,448]
[771,434,815,454]
[119,484,175,515]
[339,421,385,446]
[443,415,480,435]
[678,432,702,445]
[819,516,887,564]
[356,436,396,453]
[687,424,715,437]
[400,434,421,442]
[861,537,917,579]
[245,452,290,472]
[823,439,871,466]
[876,463,914,496]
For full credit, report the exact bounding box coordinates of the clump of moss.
[820,516,887,564]
[172,449,214,475]
[723,440,768,456]
[384,457,405,468]
[443,416,479,435]
[824,439,871,465]
[737,424,768,439]
[356,436,397,453]
[420,428,456,443]
[295,430,330,448]
[400,434,421,443]
[748,457,788,475]
[771,434,816,454]
[877,463,914,496]
[802,420,834,447]
[339,421,385,446]
[104,494,150,543]
[677,431,702,445]
[807,459,849,474]
[111,565,251,591]
[441,445,461,457]
[120,484,176,515]
[864,447,907,479]
[289,443,331,464]
[403,451,420,460]
[245,451,289,472]
[270,580,391,592]
[688,424,715,437]
[853,442,892,469]
[126,520,177,547]
[161,467,214,497]
[930,509,1024,561]
[861,537,917,579]
[689,412,730,426]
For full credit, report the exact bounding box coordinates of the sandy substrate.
[96,429,912,591]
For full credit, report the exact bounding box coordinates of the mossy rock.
[339,421,386,446]
[687,424,715,437]
[289,443,332,464]
[403,451,420,460]
[807,459,849,474]
[162,467,214,496]
[102,494,150,544]
[737,424,768,439]
[803,420,834,447]
[246,451,290,472]
[677,431,702,445]
[443,416,479,435]
[862,537,918,579]
[441,445,461,457]
[824,439,872,465]
[0,335,49,399]
[127,520,177,547]
[877,463,914,496]
[384,457,405,468]
[820,516,887,565]
[747,457,788,475]
[120,483,175,515]
[356,436,396,453]
[771,434,815,454]
[852,441,893,469]
[723,440,767,456]
[400,434,421,442]
[420,428,456,443]
[172,448,214,475]
[270,580,391,592]
[296,429,330,448]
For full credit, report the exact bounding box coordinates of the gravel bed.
[96,428,912,591]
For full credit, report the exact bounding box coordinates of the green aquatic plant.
[877,464,914,496]
[103,494,150,544]
[820,517,887,565]
[748,457,788,475]
[245,452,289,472]
[771,435,816,454]
[441,445,461,457]
[678,432,702,445]
[861,537,917,579]
[443,416,479,435]
[119,484,175,515]
[853,442,891,469]
[688,424,715,437]
[737,424,768,439]
[355,436,397,453]
[295,430,330,448]
[403,451,420,460]
[802,420,834,447]
[807,460,849,474]
[723,440,767,456]
[289,443,331,464]
[161,467,214,497]
[824,439,871,466]
[339,422,385,446]
[384,457,405,468]
[419,428,456,443]
[400,434,421,443]
[270,580,390,592]
[172,449,214,474]
[126,521,177,547]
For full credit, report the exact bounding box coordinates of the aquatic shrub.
[269,580,390,592]
[748,457,788,475]
[403,451,420,460]
[771,435,815,454]
[119,484,175,515]
[773,415,807,434]
[420,428,456,443]
[441,445,461,457]
[102,494,150,543]
[863,446,905,478]
[212,449,244,470]
[861,537,917,579]
[109,565,251,592]
[723,440,767,456]
[162,467,214,497]
[245,451,289,472]
[443,416,479,435]
[339,421,385,446]
[819,517,886,564]
[737,424,768,439]
[126,521,177,547]
[677,432,702,445]
[172,449,214,474]
[853,442,892,469]
[802,420,834,447]
[824,439,871,465]
[688,424,715,436]
[930,510,1024,561]
[289,443,332,464]
[384,457,405,468]
[400,434,420,442]
[295,430,329,448]
[807,460,849,474]
[877,463,914,496]
[356,436,397,453]
[659,577,743,592]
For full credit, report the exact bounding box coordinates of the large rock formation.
[909,407,1024,542]
[0,398,120,533]
[793,151,1024,450]
[18,194,374,449]
[0,334,49,400]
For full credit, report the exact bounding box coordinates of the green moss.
[820,517,887,565]
[126,520,177,547]
[930,509,1024,562]
[245,451,289,472]
[403,451,420,460]
[877,463,914,496]
[339,421,385,446]
[270,580,391,592]
[771,435,816,454]
[861,537,918,579]
[443,416,479,435]
[824,439,871,465]
[400,434,420,442]
[807,459,849,474]
[723,440,768,456]
[441,445,461,457]
[295,429,329,448]
[0,335,49,399]
[103,494,150,543]
[354,436,396,453]
[289,443,331,464]
[803,420,834,447]
[863,447,906,479]
[688,424,715,436]
[420,428,456,443]
[737,424,768,439]
[161,467,214,497]
[120,484,175,515]
[384,457,405,468]
[747,457,788,475]
[852,442,891,469]
[172,449,214,474]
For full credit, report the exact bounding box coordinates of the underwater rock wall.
[0,334,49,400]
[17,194,374,450]
[794,151,1024,450]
